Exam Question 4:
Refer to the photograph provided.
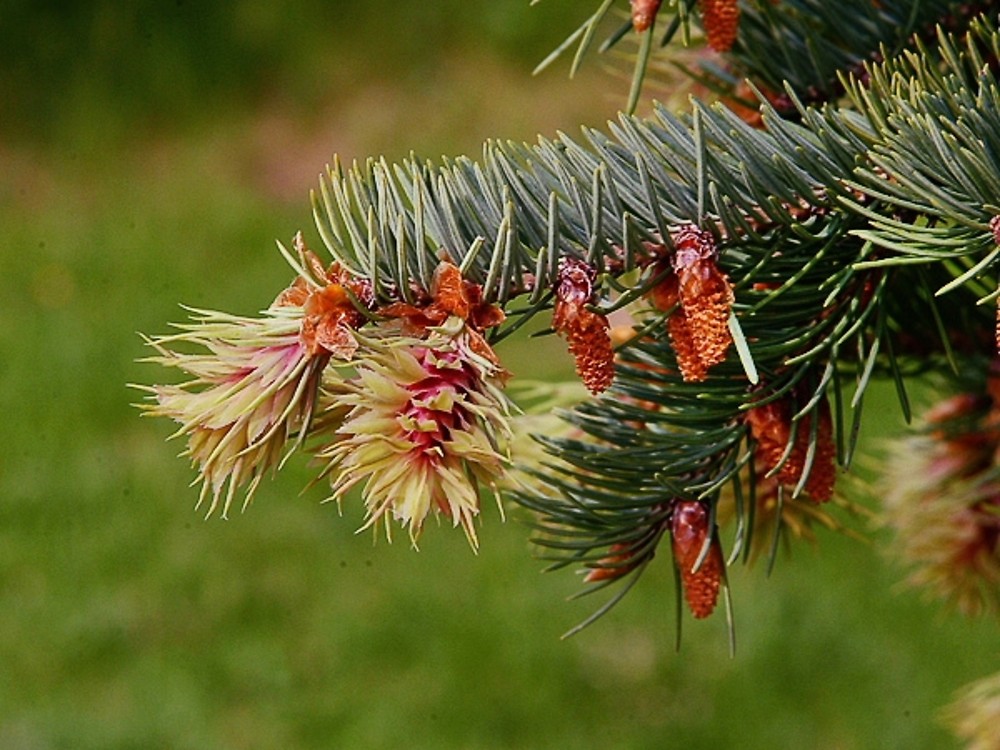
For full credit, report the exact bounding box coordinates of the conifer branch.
[140,4,1000,650]
[308,15,1000,622]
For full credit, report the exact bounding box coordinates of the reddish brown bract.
[553,258,615,395]
[671,501,724,619]
[699,0,741,52]
[381,261,506,334]
[272,236,373,360]
[379,260,509,375]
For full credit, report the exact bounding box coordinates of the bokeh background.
[1,2,995,747]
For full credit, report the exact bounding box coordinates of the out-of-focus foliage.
[0,0,584,144]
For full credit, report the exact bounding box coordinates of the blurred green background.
[1,2,994,747]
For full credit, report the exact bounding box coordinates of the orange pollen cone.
[554,258,615,394]
[671,501,724,619]
[630,0,663,32]
[699,0,741,52]
[746,396,836,503]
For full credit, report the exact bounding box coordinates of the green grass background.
[1,2,995,747]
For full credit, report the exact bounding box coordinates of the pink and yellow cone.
[943,669,1000,750]
[318,316,512,549]
[140,247,514,548]
[137,236,367,517]
[882,392,1000,617]
[139,305,328,517]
